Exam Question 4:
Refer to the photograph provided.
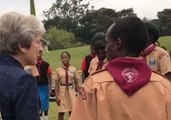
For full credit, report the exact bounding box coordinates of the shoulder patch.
[78,87,87,100]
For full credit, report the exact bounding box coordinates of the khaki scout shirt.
[70,70,171,120]
[56,65,80,85]
[88,56,108,75]
[145,45,171,75]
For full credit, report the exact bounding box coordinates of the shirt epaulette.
[152,70,169,80]
[91,68,107,76]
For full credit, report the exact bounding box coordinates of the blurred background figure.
[36,50,52,120]
[55,51,80,120]
[81,44,95,83]
[88,32,108,75]
[141,22,171,80]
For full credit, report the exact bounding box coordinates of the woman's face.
[61,53,70,65]
[24,34,43,65]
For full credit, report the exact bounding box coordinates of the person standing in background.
[36,50,52,120]
[0,11,45,120]
[141,22,171,80]
[81,45,95,83]
[88,32,108,75]
[55,51,80,120]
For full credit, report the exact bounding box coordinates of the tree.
[77,8,117,43]
[76,8,136,43]
[43,1,137,44]
[157,9,171,36]
[43,0,91,32]
[117,8,136,18]
[43,27,76,50]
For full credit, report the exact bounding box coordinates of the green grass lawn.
[45,36,171,120]
[43,46,90,71]
[159,36,171,50]
[49,102,69,120]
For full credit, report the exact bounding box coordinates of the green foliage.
[117,8,136,18]
[43,0,91,32]
[77,8,136,43]
[43,27,75,50]
[43,0,137,44]
[157,9,171,36]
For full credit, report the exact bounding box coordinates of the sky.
[0,0,171,20]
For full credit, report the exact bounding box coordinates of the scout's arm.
[158,53,171,81]
[47,66,52,93]
[74,69,80,92]
[55,71,61,106]
[81,57,87,83]
[165,81,171,120]
[70,77,97,120]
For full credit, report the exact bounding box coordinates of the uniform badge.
[121,67,139,83]
[149,60,156,65]
[78,87,87,100]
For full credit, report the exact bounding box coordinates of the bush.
[44,27,76,50]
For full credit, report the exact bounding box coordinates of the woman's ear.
[18,43,27,54]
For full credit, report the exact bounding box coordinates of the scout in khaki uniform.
[141,22,171,80]
[88,32,108,75]
[88,56,108,75]
[55,51,80,120]
[70,17,171,120]
[81,44,95,83]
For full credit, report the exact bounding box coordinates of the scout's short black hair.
[109,16,148,56]
[91,32,106,47]
[145,22,160,43]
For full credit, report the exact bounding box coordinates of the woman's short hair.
[0,12,45,54]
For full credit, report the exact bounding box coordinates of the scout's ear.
[114,38,122,50]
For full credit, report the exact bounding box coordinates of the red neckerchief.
[141,44,156,61]
[96,59,104,71]
[106,57,152,96]
[62,64,70,89]
[90,52,95,58]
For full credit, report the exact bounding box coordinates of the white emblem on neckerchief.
[121,67,138,83]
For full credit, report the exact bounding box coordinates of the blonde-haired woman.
[0,11,45,120]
